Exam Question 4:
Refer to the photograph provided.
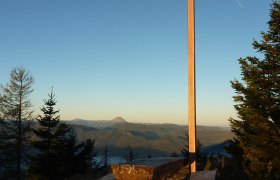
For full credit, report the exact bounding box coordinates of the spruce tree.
[50,123,95,178]
[229,1,280,179]
[181,132,206,170]
[28,90,96,179]
[0,67,33,179]
[103,145,108,168]
[28,90,60,178]
[125,146,136,163]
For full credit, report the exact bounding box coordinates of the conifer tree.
[125,146,136,163]
[50,123,95,178]
[228,1,280,179]
[28,90,60,178]
[103,145,108,168]
[181,132,206,170]
[28,90,96,179]
[0,67,33,179]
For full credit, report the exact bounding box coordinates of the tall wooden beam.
[188,0,197,172]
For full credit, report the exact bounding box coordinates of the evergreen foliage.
[125,146,136,163]
[103,145,108,168]
[170,152,179,157]
[181,132,206,170]
[28,90,96,179]
[228,1,280,179]
[0,67,33,179]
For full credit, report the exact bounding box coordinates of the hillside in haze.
[65,117,233,158]
[67,116,127,128]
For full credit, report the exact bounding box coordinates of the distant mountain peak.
[111,116,127,123]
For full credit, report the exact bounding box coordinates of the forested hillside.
[66,118,233,157]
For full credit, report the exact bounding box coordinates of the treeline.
[0,68,101,179]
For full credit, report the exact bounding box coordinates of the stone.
[111,157,189,180]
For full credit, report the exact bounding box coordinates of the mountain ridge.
[65,120,233,158]
[66,118,229,129]
[66,116,128,128]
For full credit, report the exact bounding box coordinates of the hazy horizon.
[66,116,231,127]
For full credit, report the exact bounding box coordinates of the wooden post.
[188,0,197,173]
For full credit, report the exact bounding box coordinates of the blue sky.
[0,0,271,126]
